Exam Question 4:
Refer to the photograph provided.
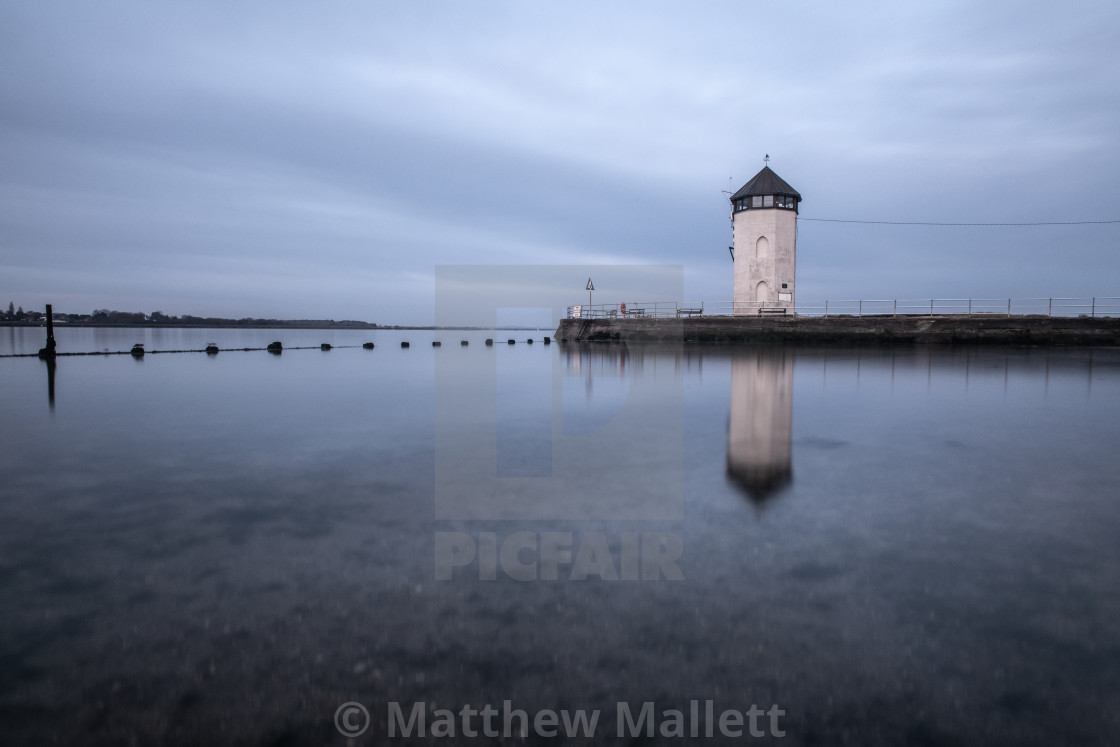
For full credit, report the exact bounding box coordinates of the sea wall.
[555,315,1120,345]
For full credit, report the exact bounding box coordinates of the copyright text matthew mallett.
[388,700,785,739]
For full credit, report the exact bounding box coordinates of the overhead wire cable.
[799,218,1120,226]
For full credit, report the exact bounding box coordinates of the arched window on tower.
[755,236,769,259]
[755,281,770,303]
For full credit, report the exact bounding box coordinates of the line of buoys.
[35,336,556,358]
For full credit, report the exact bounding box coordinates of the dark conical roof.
[730,166,801,202]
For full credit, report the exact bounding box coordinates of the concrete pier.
[556,315,1120,346]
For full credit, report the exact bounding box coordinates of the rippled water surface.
[2,326,1119,745]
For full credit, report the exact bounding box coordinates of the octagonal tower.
[730,165,801,315]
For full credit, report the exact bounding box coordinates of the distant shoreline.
[0,321,549,331]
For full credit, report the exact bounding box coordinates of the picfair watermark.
[433,530,684,581]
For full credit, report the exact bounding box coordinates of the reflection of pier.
[727,349,793,503]
[562,343,630,399]
[43,356,56,411]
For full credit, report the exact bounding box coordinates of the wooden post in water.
[37,304,57,359]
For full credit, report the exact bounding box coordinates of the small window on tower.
[763,195,773,207]
[752,195,762,208]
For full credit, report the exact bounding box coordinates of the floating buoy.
[527,339,534,344]
[205,343,219,354]
[321,343,332,350]
[432,341,441,347]
[461,340,468,346]
[507,339,515,345]
[543,337,551,344]
[363,342,374,349]
[401,341,410,348]
[130,343,144,357]
[267,341,283,353]
[485,339,493,346]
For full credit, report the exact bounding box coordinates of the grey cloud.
[2,1,1118,322]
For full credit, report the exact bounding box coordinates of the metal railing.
[566,298,1120,319]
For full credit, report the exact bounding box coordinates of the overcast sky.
[2,1,1118,324]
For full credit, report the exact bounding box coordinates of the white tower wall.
[732,208,797,315]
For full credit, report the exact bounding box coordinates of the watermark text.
[434,531,684,581]
[361,700,785,739]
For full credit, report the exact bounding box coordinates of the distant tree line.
[2,301,38,322]
[1,302,380,328]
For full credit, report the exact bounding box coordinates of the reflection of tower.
[727,348,793,503]
[730,164,801,314]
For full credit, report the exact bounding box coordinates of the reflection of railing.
[566,298,1120,319]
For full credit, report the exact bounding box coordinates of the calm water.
[1,327,1119,746]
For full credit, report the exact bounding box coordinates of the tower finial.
[764,154,770,166]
